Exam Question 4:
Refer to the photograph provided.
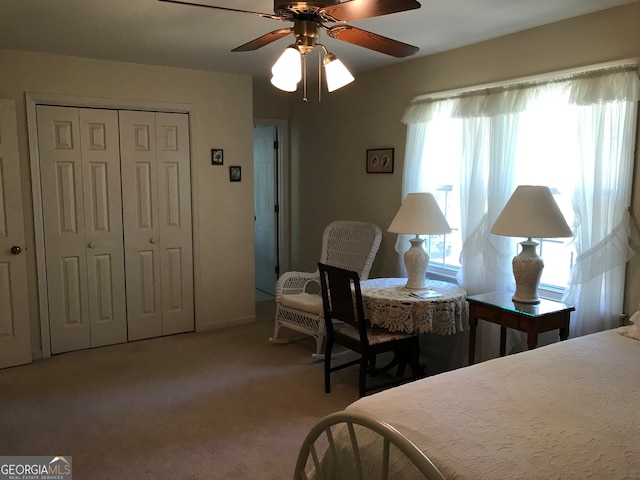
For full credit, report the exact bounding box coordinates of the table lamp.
[388,192,451,290]
[490,185,573,304]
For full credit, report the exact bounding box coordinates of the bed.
[296,325,640,479]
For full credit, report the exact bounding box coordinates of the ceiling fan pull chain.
[302,52,308,102]
[318,45,322,103]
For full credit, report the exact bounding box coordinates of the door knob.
[88,242,96,249]
[150,237,158,244]
[11,245,22,255]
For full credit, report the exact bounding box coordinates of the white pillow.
[617,311,640,340]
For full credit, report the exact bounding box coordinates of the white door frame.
[26,92,200,358]
[254,118,290,278]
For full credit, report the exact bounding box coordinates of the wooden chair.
[317,263,424,398]
[270,221,382,359]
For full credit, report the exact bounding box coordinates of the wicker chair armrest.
[275,271,320,298]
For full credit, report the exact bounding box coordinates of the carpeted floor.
[0,300,361,479]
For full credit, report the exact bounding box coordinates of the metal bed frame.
[294,411,446,480]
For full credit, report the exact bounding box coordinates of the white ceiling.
[0,0,635,79]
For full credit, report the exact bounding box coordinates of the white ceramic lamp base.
[511,239,544,304]
[404,236,430,290]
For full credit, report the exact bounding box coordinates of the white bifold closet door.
[119,111,194,341]
[37,107,194,354]
[37,106,127,354]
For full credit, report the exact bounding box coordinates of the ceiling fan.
[159,0,421,58]
[158,0,422,97]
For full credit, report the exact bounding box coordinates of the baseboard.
[196,315,257,332]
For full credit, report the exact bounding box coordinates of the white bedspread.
[345,329,640,479]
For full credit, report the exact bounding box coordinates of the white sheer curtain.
[562,77,640,335]
[400,66,640,359]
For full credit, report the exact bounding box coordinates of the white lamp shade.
[388,193,451,235]
[491,185,572,238]
[324,57,355,92]
[271,47,301,87]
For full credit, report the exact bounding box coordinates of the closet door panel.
[155,113,194,335]
[37,106,91,353]
[119,110,162,341]
[79,108,127,347]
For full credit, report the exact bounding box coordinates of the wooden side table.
[467,292,574,365]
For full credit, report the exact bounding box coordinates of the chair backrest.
[318,221,382,280]
[318,263,368,345]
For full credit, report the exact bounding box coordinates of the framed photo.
[366,148,394,173]
[229,165,241,182]
[211,148,224,165]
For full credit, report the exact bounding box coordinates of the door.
[37,106,127,354]
[155,112,194,335]
[120,110,193,340]
[80,108,128,347]
[253,124,277,296]
[0,99,32,368]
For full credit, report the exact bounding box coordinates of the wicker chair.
[270,221,382,358]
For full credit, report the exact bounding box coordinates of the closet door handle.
[150,237,158,244]
[88,242,96,249]
[11,245,22,255]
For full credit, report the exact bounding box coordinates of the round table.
[359,278,468,335]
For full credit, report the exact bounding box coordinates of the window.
[400,64,639,336]
[419,96,581,291]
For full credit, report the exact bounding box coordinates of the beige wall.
[0,49,256,357]
[255,3,640,314]
[253,77,291,120]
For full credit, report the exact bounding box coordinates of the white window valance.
[403,65,640,123]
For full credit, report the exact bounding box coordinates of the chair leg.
[268,313,290,344]
[407,337,426,378]
[396,350,407,377]
[314,334,324,356]
[324,337,334,393]
[359,357,368,398]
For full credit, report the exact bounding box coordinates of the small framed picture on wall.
[211,148,224,165]
[229,165,241,182]
[366,148,394,173]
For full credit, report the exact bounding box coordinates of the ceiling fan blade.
[322,0,421,22]
[328,25,419,58]
[232,28,293,52]
[157,0,284,20]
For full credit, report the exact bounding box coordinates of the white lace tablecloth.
[360,278,467,335]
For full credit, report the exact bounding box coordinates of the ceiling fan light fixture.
[161,0,422,99]
[271,75,298,92]
[271,46,302,87]
[323,52,354,92]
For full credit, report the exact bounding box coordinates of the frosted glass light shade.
[271,47,301,92]
[323,54,354,92]
[270,75,298,92]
